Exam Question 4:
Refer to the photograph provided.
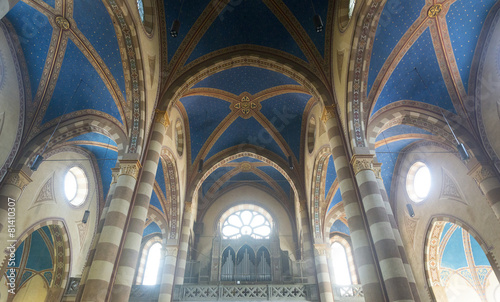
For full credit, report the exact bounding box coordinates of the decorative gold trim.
[5,170,32,190]
[468,164,496,184]
[111,167,120,184]
[427,4,442,18]
[351,154,374,175]
[313,243,330,256]
[154,109,170,129]
[118,160,142,179]
[321,105,336,123]
[55,16,70,30]
[372,163,383,180]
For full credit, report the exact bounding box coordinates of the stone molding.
[111,167,120,184]
[351,154,374,175]
[372,162,383,180]
[321,105,337,123]
[118,160,142,179]
[4,169,32,190]
[468,164,496,184]
[154,109,170,129]
[313,244,330,257]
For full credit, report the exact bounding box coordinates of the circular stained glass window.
[64,166,88,207]
[406,162,431,203]
[222,210,271,239]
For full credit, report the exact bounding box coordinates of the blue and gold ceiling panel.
[372,29,455,115]
[26,229,53,271]
[164,0,211,62]
[68,132,118,146]
[42,40,124,124]
[281,0,328,57]
[73,0,126,97]
[41,226,54,245]
[187,0,308,64]
[206,118,288,161]
[229,156,263,163]
[216,171,271,194]
[257,166,290,198]
[329,219,349,235]
[78,144,118,199]
[260,92,310,160]
[324,156,336,200]
[7,3,53,101]
[43,0,55,8]
[445,0,497,93]
[143,221,161,237]
[375,139,420,196]
[156,161,167,199]
[368,0,425,93]
[180,95,232,162]
[150,190,164,214]
[376,125,433,142]
[192,66,300,96]
[441,226,469,270]
[470,236,489,266]
[202,166,236,195]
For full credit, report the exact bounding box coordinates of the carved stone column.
[468,163,500,220]
[0,169,32,253]
[313,244,334,302]
[110,110,169,302]
[351,153,414,301]
[158,244,179,302]
[79,157,141,302]
[174,201,196,286]
[321,105,385,301]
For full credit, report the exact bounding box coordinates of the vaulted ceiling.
[2,0,498,218]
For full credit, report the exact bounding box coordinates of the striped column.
[158,245,179,302]
[0,0,20,20]
[0,169,31,255]
[468,163,500,220]
[76,167,120,301]
[174,201,196,286]
[314,244,334,302]
[322,106,385,302]
[110,110,170,301]
[351,154,414,302]
[299,204,316,282]
[79,157,141,302]
[373,163,420,302]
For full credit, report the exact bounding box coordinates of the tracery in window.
[331,242,352,285]
[221,210,271,239]
[142,243,161,285]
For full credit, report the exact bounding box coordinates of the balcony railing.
[173,284,318,301]
[333,284,364,301]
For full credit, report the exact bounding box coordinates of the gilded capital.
[110,167,120,184]
[468,164,496,184]
[118,160,142,179]
[321,105,336,123]
[351,154,374,175]
[165,247,179,256]
[313,244,330,257]
[5,170,32,190]
[372,162,383,180]
[154,109,170,129]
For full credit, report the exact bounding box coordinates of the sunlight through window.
[348,0,356,19]
[64,171,77,201]
[143,243,161,285]
[222,210,271,239]
[331,242,352,285]
[414,166,431,199]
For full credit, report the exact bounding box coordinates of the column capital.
[468,163,496,184]
[321,105,337,123]
[118,160,142,179]
[351,154,374,175]
[313,243,330,257]
[5,169,32,190]
[372,162,383,180]
[154,109,170,129]
[110,167,120,184]
[164,246,179,256]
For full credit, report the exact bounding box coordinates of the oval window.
[64,167,88,206]
[406,162,431,203]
